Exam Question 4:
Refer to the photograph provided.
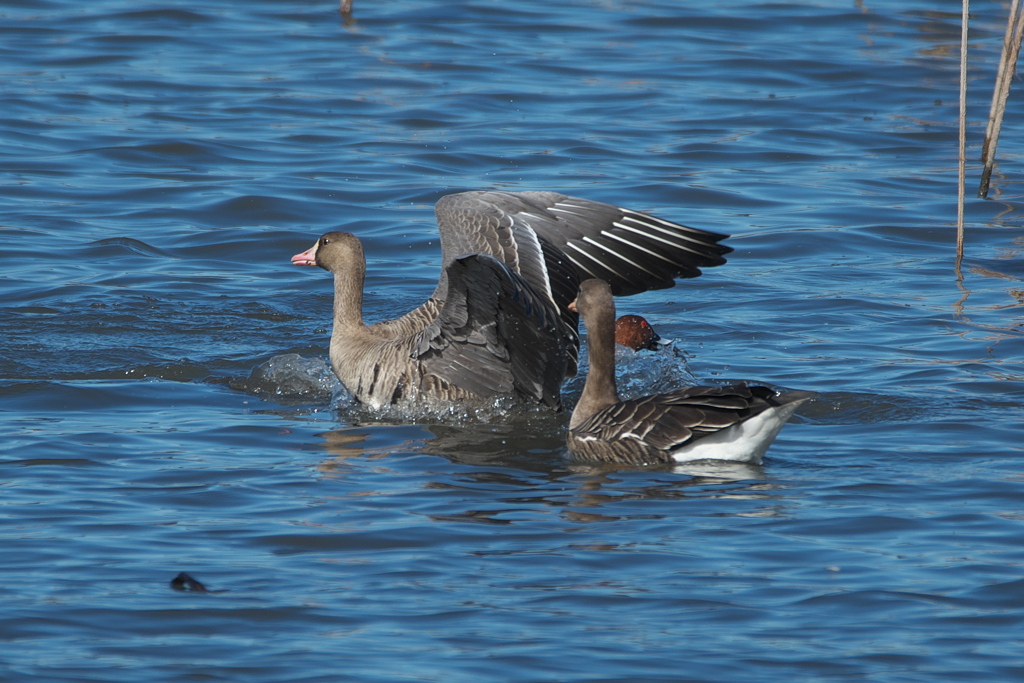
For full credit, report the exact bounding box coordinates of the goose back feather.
[414,253,574,409]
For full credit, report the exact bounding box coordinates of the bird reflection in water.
[311,422,783,524]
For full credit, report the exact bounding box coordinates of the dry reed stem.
[958,0,969,267]
[979,0,1024,198]
[981,0,1021,164]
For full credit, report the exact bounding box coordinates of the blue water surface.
[3,0,1024,681]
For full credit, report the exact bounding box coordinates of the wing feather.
[434,190,731,298]
[414,254,575,409]
[573,384,789,454]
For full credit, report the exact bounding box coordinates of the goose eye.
[321,237,330,245]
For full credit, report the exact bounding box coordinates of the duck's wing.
[577,384,806,452]
[434,190,732,300]
[413,253,576,409]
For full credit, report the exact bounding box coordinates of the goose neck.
[571,297,620,429]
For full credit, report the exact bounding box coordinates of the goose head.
[292,231,364,273]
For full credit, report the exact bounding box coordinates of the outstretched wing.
[413,254,576,409]
[434,190,731,300]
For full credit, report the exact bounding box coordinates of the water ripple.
[3,0,1024,680]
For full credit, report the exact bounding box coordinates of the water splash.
[232,353,347,404]
[564,342,696,402]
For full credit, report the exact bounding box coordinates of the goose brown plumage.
[568,279,812,464]
[292,190,732,410]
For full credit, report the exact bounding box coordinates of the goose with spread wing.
[291,190,731,410]
[568,279,812,464]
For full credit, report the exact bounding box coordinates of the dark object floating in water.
[170,572,210,593]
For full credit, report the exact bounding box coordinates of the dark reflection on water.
[312,425,782,535]
[4,0,1024,680]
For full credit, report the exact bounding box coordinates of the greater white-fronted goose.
[568,279,812,464]
[292,190,732,410]
[615,314,663,351]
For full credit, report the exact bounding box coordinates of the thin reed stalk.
[981,0,1020,164]
[958,0,969,267]
[979,0,1024,197]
